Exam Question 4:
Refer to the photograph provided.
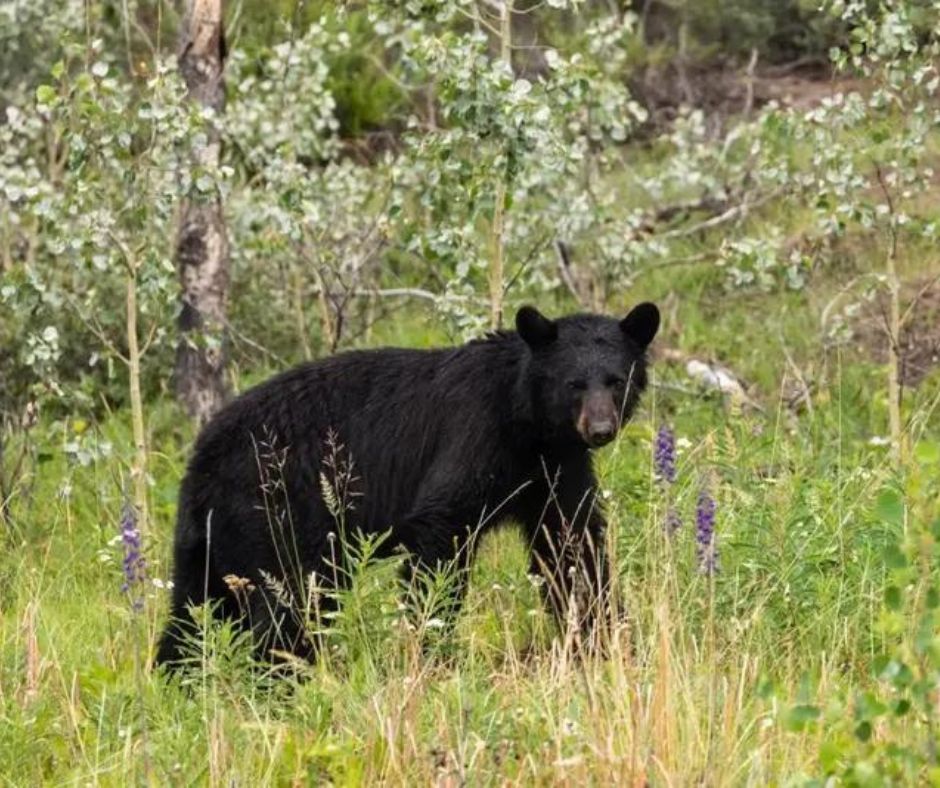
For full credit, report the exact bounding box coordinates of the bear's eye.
[606,375,626,389]
[566,379,587,392]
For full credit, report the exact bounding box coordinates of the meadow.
[3,244,938,783]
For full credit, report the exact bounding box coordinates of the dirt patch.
[854,276,940,387]
[632,62,864,128]
[752,72,867,110]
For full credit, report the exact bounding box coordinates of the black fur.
[156,303,660,667]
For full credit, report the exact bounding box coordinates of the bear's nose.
[587,421,615,447]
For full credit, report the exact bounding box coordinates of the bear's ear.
[620,302,660,348]
[516,305,558,348]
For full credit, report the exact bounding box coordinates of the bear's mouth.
[583,429,616,448]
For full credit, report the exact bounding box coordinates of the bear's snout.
[576,391,620,448]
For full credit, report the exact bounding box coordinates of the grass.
[1,214,939,785]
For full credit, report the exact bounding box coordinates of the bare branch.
[222,318,289,366]
[555,240,588,308]
[63,293,130,366]
[658,188,784,240]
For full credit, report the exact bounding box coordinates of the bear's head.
[516,303,660,449]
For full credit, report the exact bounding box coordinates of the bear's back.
[179,337,528,534]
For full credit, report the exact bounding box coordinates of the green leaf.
[36,84,57,105]
[818,738,843,772]
[914,441,940,465]
[913,678,935,700]
[848,760,878,786]
[887,661,914,688]
[884,585,902,611]
[784,704,820,731]
[928,587,940,610]
[876,488,904,526]
[882,543,907,570]
[756,678,775,700]
[854,720,872,741]
[856,691,887,719]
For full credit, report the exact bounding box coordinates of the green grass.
[2,215,939,785]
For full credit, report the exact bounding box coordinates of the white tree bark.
[175,0,229,425]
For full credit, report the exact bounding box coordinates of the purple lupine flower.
[695,488,718,575]
[654,424,677,485]
[119,501,147,610]
[654,424,682,536]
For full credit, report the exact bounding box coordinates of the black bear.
[156,303,659,667]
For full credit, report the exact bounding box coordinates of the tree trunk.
[175,0,229,426]
[126,267,149,534]
[488,0,513,331]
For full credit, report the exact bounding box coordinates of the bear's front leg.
[396,498,480,640]
[524,458,615,649]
